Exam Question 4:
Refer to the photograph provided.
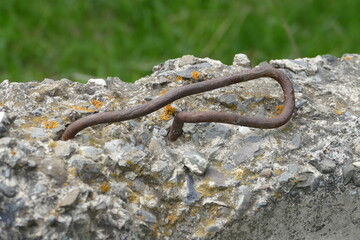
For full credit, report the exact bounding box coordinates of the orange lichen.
[153,225,158,237]
[176,76,183,81]
[10,151,16,156]
[42,120,59,129]
[100,182,110,193]
[160,104,177,121]
[70,106,94,112]
[0,102,4,106]
[167,214,179,225]
[191,71,200,80]
[91,99,103,108]
[275,105,284,115]
[160,90,167,95]
[343,56,353,60]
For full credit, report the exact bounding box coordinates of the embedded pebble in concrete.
[235,185,252,216]
[342,164,355,185]
[69,156,106,184]
[0,184,17,198]
[59,189,80,208]
[233,53,252,68]
[182,149,209,175]
[2,54,360,239]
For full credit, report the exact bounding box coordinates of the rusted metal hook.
[61,66,295,141]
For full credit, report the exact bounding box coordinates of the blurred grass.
[0,0,360,82]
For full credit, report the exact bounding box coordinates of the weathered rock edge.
[0,53,360,240]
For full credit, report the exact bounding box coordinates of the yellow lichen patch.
[290,179,300,184]
[71,106,94,112]
[196,181,223,197]
[42,120,59,129]
[191,71,200,80]
[272,191,284,200]
[273,169,283,176]
[100,182,110,193]
[33,116,48,124]
[343,56,353,60]
[163,181,184,189]
[153,225,158,237]
[176,76,183,81]
[205,218,216,226]
[48,140,57,148]
[275,105,284,115]
[167,214,179,225]
[195,227,206,238]
[128,192,140,204]
[68,167,77,177]
[91,99,103,108]
[233,167,252,181]
[160,104,177,121]
[333,109,343,115]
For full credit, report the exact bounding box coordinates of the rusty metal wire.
[61,66,295,141]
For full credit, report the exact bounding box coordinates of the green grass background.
[1,0,359,82]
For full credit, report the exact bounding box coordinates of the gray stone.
[176,69,195,79]
[23,127,47,138]
[260,168,272,178]
[80,146,104,160]
[205,166,227,187]
[30,183,47,196]
[232,143,260,164]
[55,140,76,158]
[342,164,355,184]
[182,149,209,175]
[0,137,16,148]
[0,123,6,137]
[178,55,197,67]
[95,201,107,211]
[0,184,16,198]
[159,128,168,137]
[204,123,232,140]
[218,93,239,108]
[59,189,80,208]
[317,159,336,174]
[233,53,251,68]
[185,175,199,204]
[235,185,252,216]
[103,139,125,153]
[291,133,301,149]
[0,112,9,125]
[354,137,360,155]
[69,156,106,184]
[116,147,147,167]
[296,173,320,192]
[352,172,360,187]
[47,215,56,225]
[137,209,157,223]
[352,161,360,168]
[288,164,299,173]
[37,158,68,185]
[278,172,294,184]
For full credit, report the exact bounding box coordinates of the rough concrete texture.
[0,53,360,239]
